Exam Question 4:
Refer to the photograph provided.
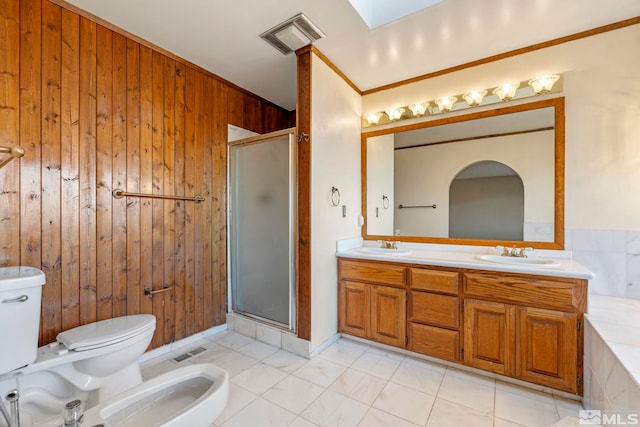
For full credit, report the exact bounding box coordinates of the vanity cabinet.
[337,257,587,395]
[338,260,406,347]
[408,268,461,362]
[463,272,584,394]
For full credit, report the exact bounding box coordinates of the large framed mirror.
[361,97,564,249]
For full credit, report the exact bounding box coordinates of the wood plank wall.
[0,0,291,348]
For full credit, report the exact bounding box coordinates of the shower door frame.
[228,128,297,332]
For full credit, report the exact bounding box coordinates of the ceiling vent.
[260,13,325,55]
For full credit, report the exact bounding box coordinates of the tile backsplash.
[568,229,640,299]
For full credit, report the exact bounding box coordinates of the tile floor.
[140,331,585,427]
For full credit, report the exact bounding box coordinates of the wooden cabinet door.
[338,281,370,338]
[371,285,406,347]
[517,307,578,393]
[464,299,515,376]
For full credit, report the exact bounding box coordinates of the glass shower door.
[229,130,295,329]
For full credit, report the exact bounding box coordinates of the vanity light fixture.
[462,89,487,107]
[492,82,519,101]
[528,74,560,94]
[365,112,383,125]
[435,96,457,113]
[385,107,405,121]
[408,102,429,117]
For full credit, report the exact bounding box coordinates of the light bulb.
[463,89,487,107]
[408,102,429,117]
[492,83,519,101]
[435,96,457,113]
[385,107,405,121]
[365,112,383,125]
[528,74,560,94]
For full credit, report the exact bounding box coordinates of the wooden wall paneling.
[95,24,113,323]
[78,17,97,325]
[244,95,261,133]
[151,50,165,347]
[138,45,154,320]
[202,76,214,329]
[162,56,176,342]
[183,67,197,337]
[40,0,62,344]
[212,81,228,325]
[173,62,186,339]
[20,0,43,337]
[111,32,128,318]
[0,0,20,265]
[296,48,312,340]
[193,71,205,332]
[226,87,244,129]
[125,38,141,317]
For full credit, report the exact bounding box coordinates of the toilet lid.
[57,314,156,352]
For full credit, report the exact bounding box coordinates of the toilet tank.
[0,266,45,374]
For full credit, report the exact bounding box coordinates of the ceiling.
[65,0,640,111]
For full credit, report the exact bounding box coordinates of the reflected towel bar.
[112,188,205,203]
[398,204,437,209]
[144,285,172,296]
[0,146,25,169]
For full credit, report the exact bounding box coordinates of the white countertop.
[335,239,595,280]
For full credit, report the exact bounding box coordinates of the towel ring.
[330,187,340,207]
[382,195,389,209]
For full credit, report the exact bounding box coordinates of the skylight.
[347,0,443,29]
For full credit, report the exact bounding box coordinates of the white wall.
[393,131,554,237]
[310,54,362,348]
[362,24,640,298]
[366,134,395,235]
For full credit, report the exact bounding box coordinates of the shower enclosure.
[229,129,296,330]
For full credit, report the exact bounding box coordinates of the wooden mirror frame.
[361,97,565,250]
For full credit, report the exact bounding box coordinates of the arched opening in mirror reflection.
[449,161,524,241]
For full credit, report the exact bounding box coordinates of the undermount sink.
[475,254,561,267]
[357,247,412,256]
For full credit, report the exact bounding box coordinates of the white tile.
[357,408,420,427]
[300,390,348,425]
[190,342,235,361]
[351,350,403,380]
[572,251,627,297]
[336,337,371,352]
[234,316,257,339]
[293,358,346,387]
[282,333,310,357]
[495,380,556,405]
[571,229,626,253]
[235,340,280,361]
[317,341,366,367]
[256,324,282,348]
[426,398,493,427]
[288,417,318,427]
[221,397,296,427]
[495,390,560,427]
[402,355,447,374]
[231,363,288,394]
[213,383,258,425]
[372,381,435,426]
[494,417,526,427]
[609,341,640,373]
[262,375,324,414]
[390,358,444,396]
[554,396,583,420]
[626,255,640,298]
[627,231,640,255]
[329,368,387,405]
[550,416,583,427]
[437,372,495,414]
[322,395,369,427]
[263,350,308,373]
[203,351,257,378]
[213,331,255,350]
[139,357,179,380]
[444,366,496,388]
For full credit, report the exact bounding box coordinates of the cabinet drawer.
[410,268,459,294]
[464,272,583,312]
[409,323,459,362]
[339,260,406,287]
[410,292,459,329]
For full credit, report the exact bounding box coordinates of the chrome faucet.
[0,389,20,427]
[501,246,531,258]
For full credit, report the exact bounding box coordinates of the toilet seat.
[57,314,156,352]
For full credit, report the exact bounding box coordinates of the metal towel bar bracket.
[112,188,205,203]
[144,284,172,296]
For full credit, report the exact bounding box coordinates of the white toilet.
[0,267,228,427]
